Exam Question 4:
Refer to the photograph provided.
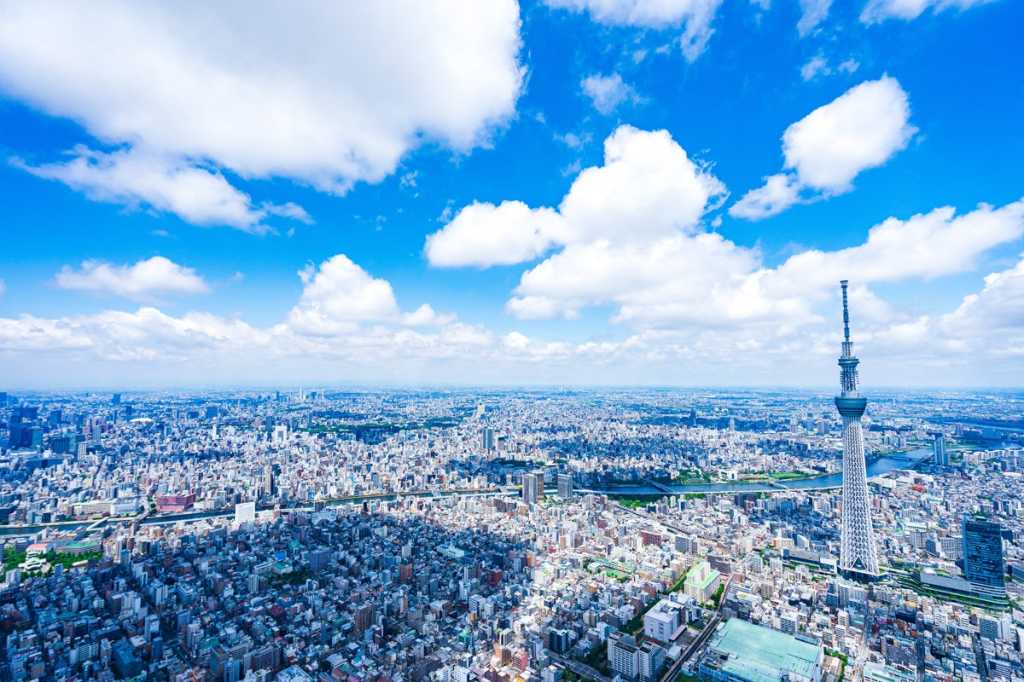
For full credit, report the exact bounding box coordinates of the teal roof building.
[697,618,824,682]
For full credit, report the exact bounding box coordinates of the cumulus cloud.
[402,304,457,327]
[285,254,461,338]
[860,0,994,23]
[581,73,639,114]
[762,202,1024,295]
[425,202,568,268]
[940,256,1024,338]
[287,255,402,336]
[432,124,1022,331]
[425,126,726,268]
[55,256,209,301]
[545,0,723,61]
[514,199,1024,326]
[0,2,523,224]
[731,77,916,219]
[13,148,307,232]
[2,242,1024,386]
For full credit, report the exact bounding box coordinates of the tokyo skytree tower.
[835,280,880,579]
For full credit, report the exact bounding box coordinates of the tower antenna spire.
[840,279,851,343]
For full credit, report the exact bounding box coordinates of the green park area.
[612,495,664,509]
[3,546,102,573]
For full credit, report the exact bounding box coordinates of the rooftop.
[703,618,822,682]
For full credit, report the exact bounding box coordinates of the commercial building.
[698,618,824,682]
[155,493,196,512]
[522,471,543,506]
[556,473,573,500]
[685,559,722,603]
[932,433,949,466]
[643,598,686,643]
[962,516,1006,593]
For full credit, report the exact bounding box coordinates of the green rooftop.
[702,618,822,682]
[685,561,720,591]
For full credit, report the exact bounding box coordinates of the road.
[658,574,732,682]
[548,651,612,682]
[0,485,524,536]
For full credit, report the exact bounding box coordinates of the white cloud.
[555,132,588,149]
[731,76,916,219]
[13,148,306,232]
[838,58,861,74]
[505,295,582,320]
[784,77,916,189]
[55,256,209,300]
[797,0,832,35]
[511,233,766,324]
[512,190,1024,326]
[800,55,830,81]
[3,238,1024,386]
[545,0,723,61]
[287,255,402,336]
[729,173,803,220]
[0,315,95,353]
[402,304,456,327]
[581,73,639,114]
[940,256,1024,336]
[762,201,1024,296]
[425,202,568,268]
[559,127,726,243]
[0,2,523,222]
[861,0,994,24]
[425,126,726,268]
[285,254,461,339]
[800,55,859,82]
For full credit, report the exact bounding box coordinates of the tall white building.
[835,281,880,579]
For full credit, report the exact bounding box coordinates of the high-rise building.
[834,281,880,580]
[557,473,573,500]
[962,516,1005,593]
[481,427,495,452]
[607,632,640,680]
[261,465,276,498]
[522,471,543,506]
[932,433,949,466]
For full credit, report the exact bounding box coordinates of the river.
[0,447,934,537]
[586,446,934,496]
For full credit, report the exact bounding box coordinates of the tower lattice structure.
[835,280,880,579]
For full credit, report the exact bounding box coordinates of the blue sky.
[0,0,1022,389]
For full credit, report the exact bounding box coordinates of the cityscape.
[2,1,1024,681]
[1,282,1022,681]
